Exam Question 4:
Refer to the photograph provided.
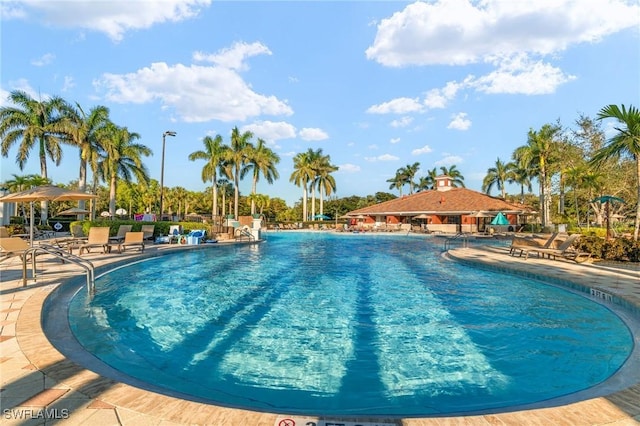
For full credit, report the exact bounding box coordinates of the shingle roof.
[346,188,533,216]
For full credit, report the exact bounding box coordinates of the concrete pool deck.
[1,240,639,425]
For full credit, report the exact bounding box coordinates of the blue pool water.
[67,232,633,416]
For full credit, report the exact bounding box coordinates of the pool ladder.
[443,233,469,250]
[22,244,96,293]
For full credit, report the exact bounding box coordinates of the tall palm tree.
[439,165,465,187]
[0,90,67,222]
[188,134,228,221]
[57,102,110,216]
[507,164,533,204]
[290,149,315,221]
[217,178,233,219]
[592,104,640,240]
[242,138,280,215]
[97,124,152,217]
[314,153,338,216]
[513,123,561,227]
[400,162,420,194]
[225,127,254,219]
[387,171,405,196]
[482,158,514,199]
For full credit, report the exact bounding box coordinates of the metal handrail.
[443,232,469,250]
[23,244,96,293]
[234,227,256,242]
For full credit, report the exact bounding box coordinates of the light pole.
[159,130,176,220]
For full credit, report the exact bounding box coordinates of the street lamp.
[159,130,176,220]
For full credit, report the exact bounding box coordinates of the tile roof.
[347,188,534,216]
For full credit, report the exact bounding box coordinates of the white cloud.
[193,42,271,71]
[368,144,378,150]
[390,137,401,144]
[31,53,55,67]
[61,76,75,92]
[367,97,423,114]
[12,0,211,42]
[298,128,329,141]
[390,116,413,127]
[411,145,433,155]
[470,55,576,95]
[447,112,471,130]
[366,0,639,67]
[435,155,463,167]
[365,154,400,162]
[241,121,296,142]
[338,163,361,173]
[423,81,462,109]
[93,43,292,123]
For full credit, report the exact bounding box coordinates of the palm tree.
[387,171,405,196]
[314,153,338,216]
[217,178,233,219]
[513,123,561,228]
[225,127,254,219]
[0,90,67,222]
[439,165,465,187]
[592,104,640,240]
[242,138,280,215]
[97,124,152,217]
[57,102,110,216]
[482,158,514,199]
[189,134,229,221]
[290,149,315,221]
[507,164,533,204]
[400,162,420,194]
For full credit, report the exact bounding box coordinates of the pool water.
[68,232,633,416]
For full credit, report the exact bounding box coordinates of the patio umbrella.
[414,213,432,219]
[0,185,97,245]
[314,214,330,220]
[58,207,91,216]
[490,212,509,226]
[592,195,624,239]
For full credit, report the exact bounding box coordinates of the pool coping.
[2,240,640,425]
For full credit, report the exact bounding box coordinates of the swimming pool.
[61,232,634,417]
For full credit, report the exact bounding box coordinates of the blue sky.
[1,0,639,206]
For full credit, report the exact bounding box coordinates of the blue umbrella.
[314,214,331,220]
[490,212,509,226]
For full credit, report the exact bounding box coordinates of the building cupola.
[435,175,453,191]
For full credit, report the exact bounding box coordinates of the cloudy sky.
[1,0,639,206]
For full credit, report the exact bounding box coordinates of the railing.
[234,227,256,242]
[23,244,96,293]
[443,233,469,250]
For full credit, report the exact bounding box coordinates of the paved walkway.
[1,241,639,425]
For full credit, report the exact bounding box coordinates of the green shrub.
[576,235,640,262]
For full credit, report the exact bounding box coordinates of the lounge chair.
[109,224,132,243]
[114,231,145,253]
[524,234,592,263]
[510,233,558,257]
[0,226,11,238]
[70,224,86,239]
[0,237,32,263]
[140,224,155,241]
[76,227,110,255]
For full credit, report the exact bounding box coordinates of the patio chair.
[114,231,145,253]
[76,227,111,255]
[0,226,11,238]
[0,237,32,263]
[524,234,592,263]
[109,224,132,243]
[510,232,558,257]
[140,224,155,241]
